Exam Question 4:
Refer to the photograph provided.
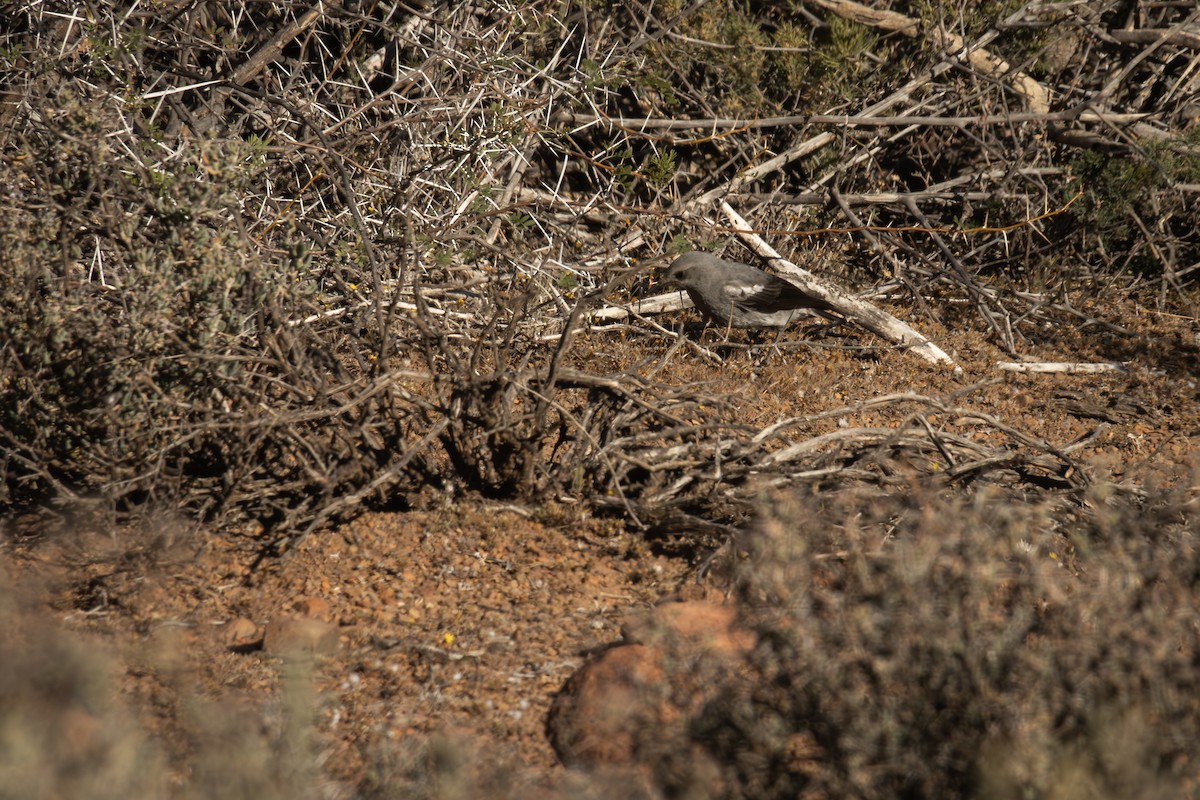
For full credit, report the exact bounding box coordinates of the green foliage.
[912,0,1027,40]
[641,148,678,188]
[633,72,679,109]
[507,211,536,234]
[666,235,695,256]
[771,21,814,90]
[1071,129,1200,262]
[607,143,638,191]
[651,1,772,117]
[812,16,878,97]
[578,58,604,95]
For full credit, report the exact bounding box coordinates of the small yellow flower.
[442,631,455,645]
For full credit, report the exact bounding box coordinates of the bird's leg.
[755,327,789,367]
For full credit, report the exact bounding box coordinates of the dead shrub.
[685,485,1200,798]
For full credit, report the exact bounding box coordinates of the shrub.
[702,485,1200,798]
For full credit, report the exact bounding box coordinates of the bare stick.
[720,203,961,371]
[193,1,339,136]
[561,108,1150,131]
[996,361,1131,374]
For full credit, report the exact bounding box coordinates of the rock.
[224,617,260,648]
[294,596,333,622]
[546,600,755,779]
[620,599,754,658]
[546,643,663,767]
[262,616,339,657]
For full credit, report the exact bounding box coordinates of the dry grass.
[2,1,1199,797]
[3,1,1197,539]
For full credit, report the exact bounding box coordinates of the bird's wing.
[720,278,771,304]
[722,275,839,317]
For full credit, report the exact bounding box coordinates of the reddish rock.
[262,616,339,657]
[620,599,754,658]
[546,600,755,776]
[546,643,664,767]
[224,616,260,648]
[294,596,333,622]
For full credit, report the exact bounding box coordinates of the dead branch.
[808,0,1050,113]
[997,361,1131,374]
[720,202,960,370]
[558,108,1153,131]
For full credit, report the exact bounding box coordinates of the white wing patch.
[722,280,767,301]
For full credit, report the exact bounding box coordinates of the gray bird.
[662,251,839,330]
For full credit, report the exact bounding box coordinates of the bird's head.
[660,251,713,289]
